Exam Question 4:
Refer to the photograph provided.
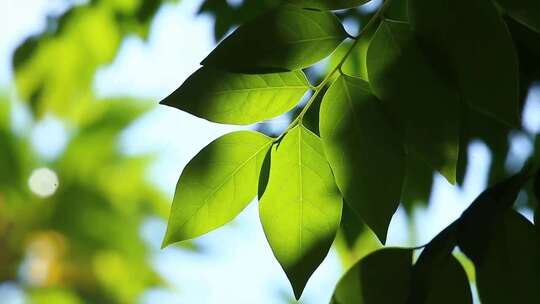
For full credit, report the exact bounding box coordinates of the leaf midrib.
[177,140,272,231]
[298,127,304,253]
[209,85,308,96]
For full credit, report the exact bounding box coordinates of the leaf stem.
[275,0,393,141]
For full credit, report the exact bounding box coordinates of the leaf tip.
[446,176,457,186]
[372,225,389,246]
[439,161,457,185]
[161,227,181,249]
[364,215,391,245]
[443,171,457,186]
[200,57,211,68]
[291,280,305,301]
[159,97,170,106]
[160,233,172,249]
[283,268,309,301]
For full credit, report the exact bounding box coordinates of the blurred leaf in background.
[0,95,168,303]
[12,0,177,122]
[0,94,170,303]
[4,0,185,302]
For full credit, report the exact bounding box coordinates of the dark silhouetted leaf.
[286,0,369,10]
[259,125,342,299]
[457,168,531,263]
[536,205,539,225]
[320,75,405,243]
[161,67,310,124]
[332,248,413,304]
[340,202,366,249]
[534,168,540,203]
[201,5,346,72]
[408,0,520,127]
[162,131,272,246]
[424,255,472,304]
[408,223,472,304]
[496,0,540,34]
[367,20,459,183]
[401,152,434,213]
[385,0,408,22]
[475,211,540,304]
[457,105,511,186]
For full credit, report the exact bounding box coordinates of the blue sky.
[1,0,540,303]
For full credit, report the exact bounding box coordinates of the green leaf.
[408,0,520,127]
[339,203,367,249]
[367,20,459,183]
[457,105,511,186]
[0,130,22,189]
[161,67,310,125]
[496,0,540,34]
[13,5,126,121]
[476,211,540,304]
[320,75,405,243]
[327,36,372,81]
[336,203,383,268]
[162,131,272,246]
[408,224,472,304]
[457,169,531,263]
[332,248,413,304]
[259,125,342,299]
[401,153,434,213]
[201,5,346,72]
[385,0,409,22]
[423,255,472,304]
[286,0,369,10]
[0,96,9,128]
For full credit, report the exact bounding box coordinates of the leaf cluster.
[159,0,540,300]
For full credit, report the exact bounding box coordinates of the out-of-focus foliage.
[13,0,177,121]
[198,0,281,42]
[0,95,169,303]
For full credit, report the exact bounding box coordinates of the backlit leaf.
[259,125,342,299]
[162,131,272,245]
[367,20,459,183]
[161,67,309,125]
[320,75,405,243]
[201,5,346,72]
[408,0,520,126]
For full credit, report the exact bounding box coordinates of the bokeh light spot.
[28,167,59,198]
